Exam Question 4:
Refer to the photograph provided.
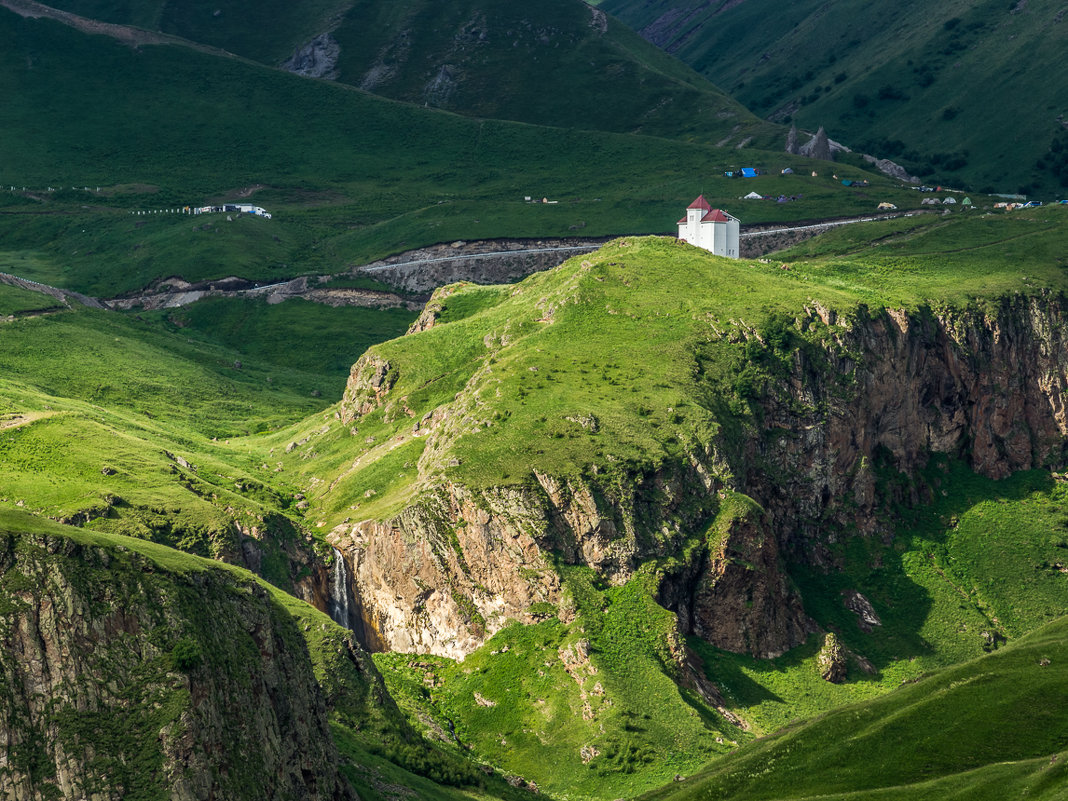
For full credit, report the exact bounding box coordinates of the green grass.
[375,567,743,801]
[642,616,1068,801]
[0,283,62,315]
[281,209,1068,532]
[693,459,1068,737]
[0,8,924,296]
[0,307,328,435]
[603,0,1068,196]
[142,297,417,399]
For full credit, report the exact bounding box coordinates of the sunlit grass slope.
[375,566,745,801]
[0,304,344,585]
[643,615,1068,801]
[275,207,1068,529]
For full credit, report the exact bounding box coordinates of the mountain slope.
[644,615,1068,801]
[0,510,357,800]
[0,5,904,299]
[241,208,1068,793]
[35,0,778,145]
[600,0,1068,195]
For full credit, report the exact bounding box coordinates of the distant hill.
[38,0,778,146]
[0,5,913,297]
[599,0,1068,196]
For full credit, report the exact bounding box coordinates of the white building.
[192,203,272,219]
[677,195,740,258]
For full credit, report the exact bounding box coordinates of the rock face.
[333,294,1068,661]
[282,33,341,79]
[756,296,1068,563]
[0,526,355,801]
[816,633,847,683]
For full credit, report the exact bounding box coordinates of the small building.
[677,195,740,258]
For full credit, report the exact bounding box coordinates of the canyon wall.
[331,293,1068,661]
[0,527,355,801]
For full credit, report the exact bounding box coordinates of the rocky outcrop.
[331,293,1068,662]
[862,154,920,183]
[816,633,847,683]
[332,443,815,659]
[661,501,816,659]
[282,33,341,80]
[356,238,609,295]
[751,295,1068,563]
[0,525,355,800]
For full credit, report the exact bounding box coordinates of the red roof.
[687,195,712,211]
[702,209,730,223]
[677,216,688,225]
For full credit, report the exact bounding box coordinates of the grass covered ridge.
[283,207,1068,530]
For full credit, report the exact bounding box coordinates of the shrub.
[171,637,202,671]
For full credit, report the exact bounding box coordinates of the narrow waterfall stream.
[330,547,351,629]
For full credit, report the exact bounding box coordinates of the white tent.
[743,191,763,200]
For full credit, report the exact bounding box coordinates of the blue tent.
[741,167,758,178]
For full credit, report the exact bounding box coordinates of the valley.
[0,0,1066,799]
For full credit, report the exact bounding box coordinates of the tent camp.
[743,191,763,199]
[741,167,759,178]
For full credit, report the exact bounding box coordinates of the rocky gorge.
[325,287,1068,663]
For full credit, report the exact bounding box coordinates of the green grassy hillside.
[273,207,1068,527]
[601,0,1068,196]
[232,206,1068,797]
[42,0,777,144]
[0,7,915,297]
[3,203,1067,798]
[644,615,1068,801]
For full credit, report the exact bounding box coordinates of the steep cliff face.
[0,522,355,801]
[751,295,1068,563]
[331,291,1068,662]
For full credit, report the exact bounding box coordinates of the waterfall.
[330,547,351,629]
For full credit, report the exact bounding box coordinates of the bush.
[171,637,202,671]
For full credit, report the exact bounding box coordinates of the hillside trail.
[0,0,232,55]
[0,270,104,310]
[0,411,54,431]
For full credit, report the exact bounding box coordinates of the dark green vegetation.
[601,0,1068,196]
[0,4,924,298]
[44,0,774,143]
[144,298,417,399]
[703,461,1068,734]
